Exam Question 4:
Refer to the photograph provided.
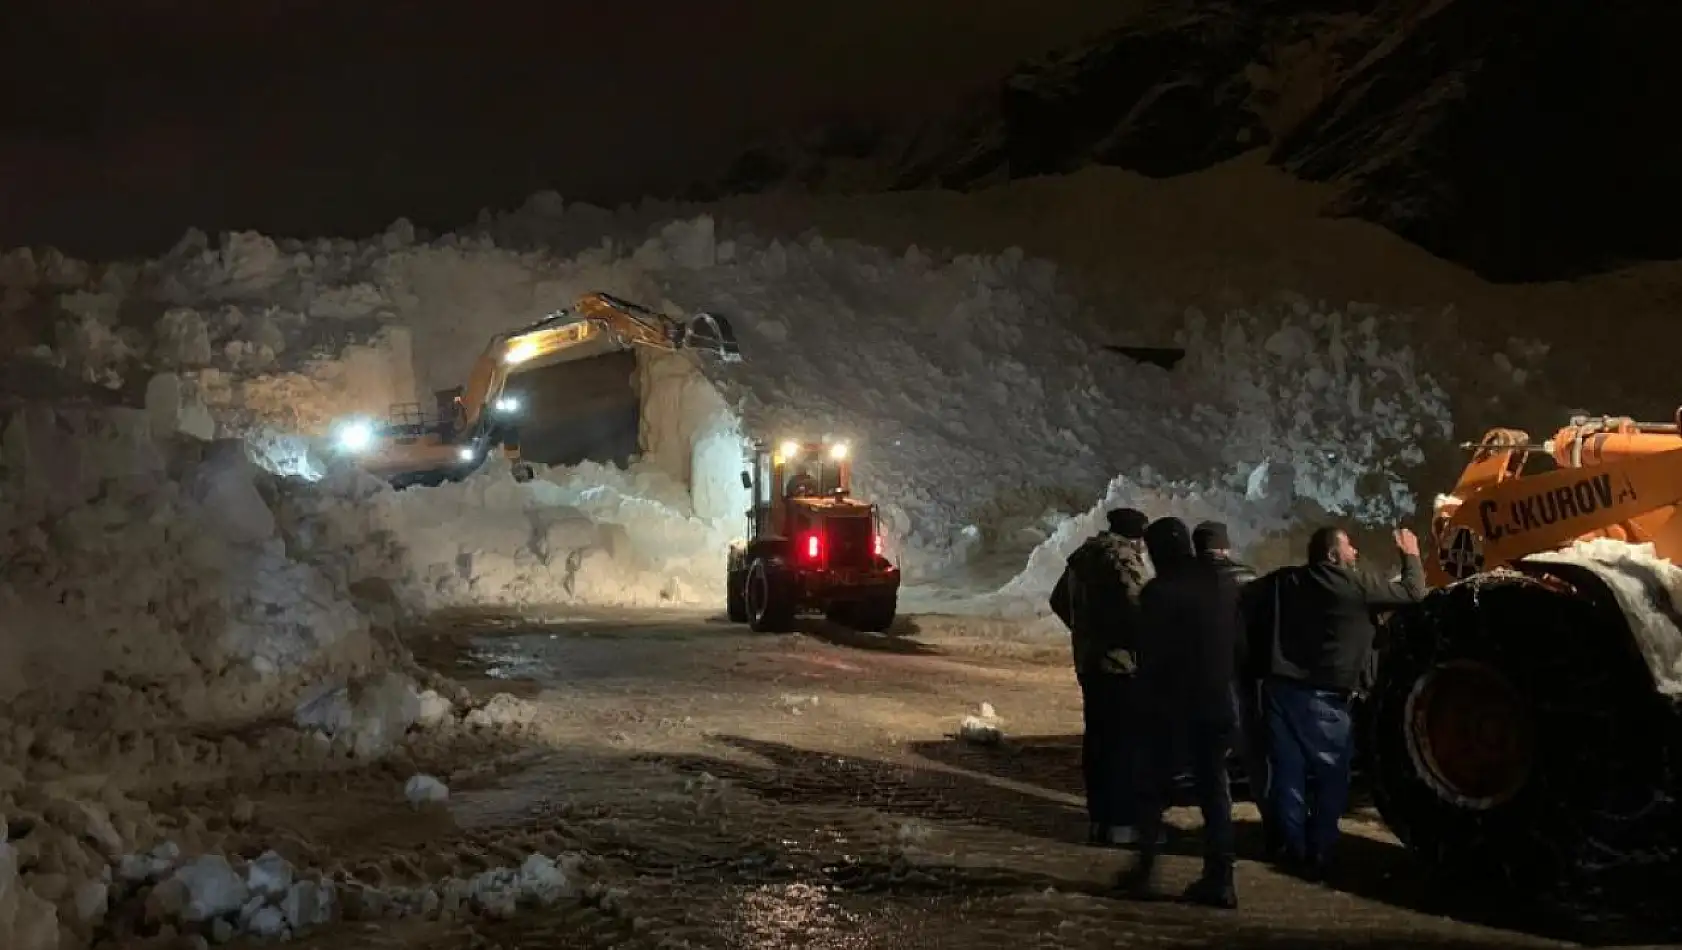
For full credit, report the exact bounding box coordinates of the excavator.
[1365,411,1682,897]
[726,436,901,633]
[327,292,740,488]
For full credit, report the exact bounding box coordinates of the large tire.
[850,591,897,633]
[726,568,748,623]
[1366,568,1681,898]
[745,559,797,633]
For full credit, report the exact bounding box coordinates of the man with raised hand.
[1259,525,1426,881]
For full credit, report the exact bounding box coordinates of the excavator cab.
[726,437,900,633]
[325,292,740,488]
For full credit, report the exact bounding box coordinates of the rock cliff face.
[700,0,1682,282]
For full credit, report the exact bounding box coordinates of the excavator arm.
[1430,413,1682,586]
[451,292,741,438]
[328,292,740,482]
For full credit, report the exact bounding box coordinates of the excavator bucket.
[682,311,742,362]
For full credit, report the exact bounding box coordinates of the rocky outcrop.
[699,0,1682,282]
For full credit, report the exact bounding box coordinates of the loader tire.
[745,559,796,633]
[850,592,897,633]
[1366,568,1681,899]
[726,568,748,623]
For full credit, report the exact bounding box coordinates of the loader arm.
[1430,414,1682,586]
[454,291,742,435]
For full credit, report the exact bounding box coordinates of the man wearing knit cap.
[1192,521,1270,854]
[1049,506,1154,846]
[1119,516,1245,908]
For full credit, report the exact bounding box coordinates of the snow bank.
[0,404,392,729]
[5,203,1453,613]
[1527,538,1682,696]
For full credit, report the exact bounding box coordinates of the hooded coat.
[1137,518,1244,720]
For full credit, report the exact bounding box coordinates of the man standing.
[1049,507,1154,846]
[1119,517,1244,908]
[1192,521,1271,854]
[1259,526,1427,880]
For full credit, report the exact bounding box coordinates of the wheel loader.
[1366,412,1682,895]
[726,437,901,632]
[326,292,740,488]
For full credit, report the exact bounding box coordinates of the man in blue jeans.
[1254,525,1427,880]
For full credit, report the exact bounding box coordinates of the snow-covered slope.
[704,0,1682,283]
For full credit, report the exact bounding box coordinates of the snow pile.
[132,850,337,941]
[0,829,60,950]
[1527,538,1682,696]
[0,405,394,729]
[7,205,1454,610]
[104,840,582,943]
[326,219,1446,596]
[356,458,735,610]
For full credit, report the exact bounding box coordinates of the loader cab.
[739,439,860,539]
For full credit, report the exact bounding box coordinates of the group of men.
[1049,508,1427,908]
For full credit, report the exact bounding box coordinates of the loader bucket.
[683,312,742,362]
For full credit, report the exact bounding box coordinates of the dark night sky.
[0,1,1127,258]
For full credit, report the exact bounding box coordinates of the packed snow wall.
[2,207,1460,620]
[0,404,399,729]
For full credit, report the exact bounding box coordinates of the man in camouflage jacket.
[1050,507,1154,845]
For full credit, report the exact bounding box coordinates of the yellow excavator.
[327,292,740,488]
[1365,411,1682,900]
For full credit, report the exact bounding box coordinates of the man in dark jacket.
[1048,507,1154,845]
[1255,525,1427,879]
[1193,520,1272,854]
[1117,517,1243,908]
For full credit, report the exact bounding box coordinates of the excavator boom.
[457,292,741,433]
[329,292,741,487]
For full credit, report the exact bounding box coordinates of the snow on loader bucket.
[1363,417,1682,900]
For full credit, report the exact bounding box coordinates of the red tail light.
[872,534,883,557]
[802,531,823,562]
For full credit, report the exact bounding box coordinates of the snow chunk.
[294,672,422,758]
[245,850,293,900]
[464,693,538,730]
[171,854,250,922]
[404,774,450,806]
[280,879,335,931]
[959,702,1003,745]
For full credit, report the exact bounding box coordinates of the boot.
[1183,861,1237,910]
[1113,854,1157,897]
